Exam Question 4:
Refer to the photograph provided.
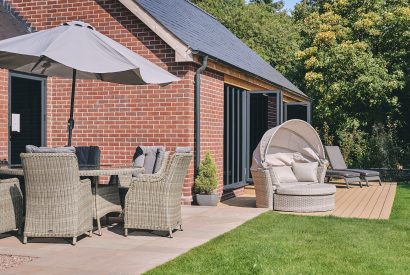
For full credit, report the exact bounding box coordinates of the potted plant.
[194,152,220,206]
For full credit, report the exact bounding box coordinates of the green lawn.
[146,183,410,274]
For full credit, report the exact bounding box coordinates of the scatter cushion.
[26,145,75,154]
[269,166,297,183]
[292,162,318,182]
[132,146,145,168]
[276,184,336,196]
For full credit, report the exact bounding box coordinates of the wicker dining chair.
[21,153,93,245]
[124,152,192,238]
[0,178,23,235]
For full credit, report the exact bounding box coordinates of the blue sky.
[283,0,299,11]
[245,1,300,11]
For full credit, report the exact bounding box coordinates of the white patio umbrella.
[0,21,180,145]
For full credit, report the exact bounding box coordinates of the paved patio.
[0,205,267,274]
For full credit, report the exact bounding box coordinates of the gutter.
[194,55,208,171]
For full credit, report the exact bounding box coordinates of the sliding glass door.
[224,85,281,189]
[224,85,248,189]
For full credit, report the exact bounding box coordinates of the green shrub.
[336,118,367,167]
[363,123,403,169]
[317,121,334,146]
[321,119,408,169]
[194,152,218,194]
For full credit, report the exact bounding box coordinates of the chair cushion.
[270,166,297,183]
[326,169,360,178]
[132,146,165,174]
[292,162,318,182]
[325,146,348,170]
[346,169,380,177]
[175,147,191,153]
[154,148,165,173]
[276,184,336,196]
[26,145,75,154]
[274,182,315,190]
[75,146,100,167]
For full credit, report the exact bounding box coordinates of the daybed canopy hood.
[251,119,326,169]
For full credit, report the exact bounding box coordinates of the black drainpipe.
[194,55,208,172]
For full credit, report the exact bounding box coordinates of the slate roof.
[0,5,30,40]
[136,0,306,97]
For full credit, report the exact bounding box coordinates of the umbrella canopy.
[251,119,325,170]
[0,21,180,145]
[0,21,179,84]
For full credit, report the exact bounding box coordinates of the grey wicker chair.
[21,153,93,245]
[0,178,23,235]
[124,152,192,238]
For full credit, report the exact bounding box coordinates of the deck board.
[378,183,397,219]
[358,183,386,219]
[332,184,366,217]
[369,184,391,219]
[335,185,372,217]
[226,182,397,220]
[349,183,378,218]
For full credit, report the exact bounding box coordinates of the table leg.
[92,176,102,236]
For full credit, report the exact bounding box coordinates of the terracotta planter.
[196,194,220,206]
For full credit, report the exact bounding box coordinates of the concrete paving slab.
[0,204,267,274]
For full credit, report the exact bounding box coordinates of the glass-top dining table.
[0,164,142,177]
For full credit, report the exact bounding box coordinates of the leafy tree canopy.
[293,0,408,136]
[191,0,301,78]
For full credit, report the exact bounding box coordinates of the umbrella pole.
[67,69,77,146]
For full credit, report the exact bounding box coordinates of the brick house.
[0,0,310,204]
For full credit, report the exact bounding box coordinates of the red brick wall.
[198,69,224,196]
[0,0,227,203]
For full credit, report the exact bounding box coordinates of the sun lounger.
[325,146,382,187]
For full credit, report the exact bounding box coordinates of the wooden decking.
[221,182,397,220]
[332,182,396,219]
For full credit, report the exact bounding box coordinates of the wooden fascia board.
[118,0,193,62]
[200,57,308,102]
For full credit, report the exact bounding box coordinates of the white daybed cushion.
[270,166,297,183]
[292,162,318,182]
[276,184,336,196]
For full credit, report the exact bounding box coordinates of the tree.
[191,0,301,79]
[293,0,407,143]
[250,0,285,12]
